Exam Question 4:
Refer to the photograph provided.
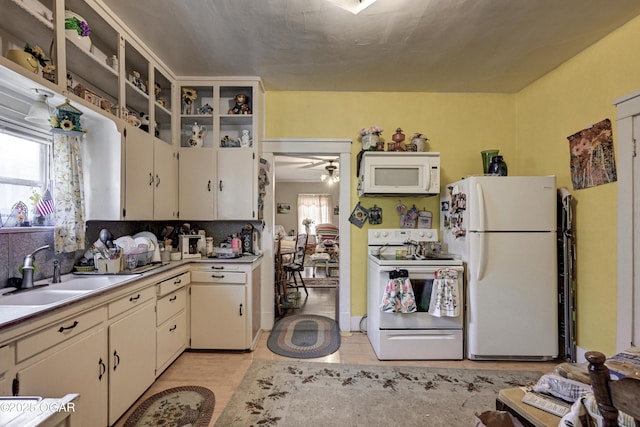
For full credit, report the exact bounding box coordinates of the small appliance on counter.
[178,234,204,259]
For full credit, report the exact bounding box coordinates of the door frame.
[614,89,640,351]
[262,138,352,331]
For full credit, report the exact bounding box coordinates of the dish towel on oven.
[428,268,460,317]
[380,277,417,313]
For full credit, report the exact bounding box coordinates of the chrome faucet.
[52,259,61,284]
[21,245,50,289]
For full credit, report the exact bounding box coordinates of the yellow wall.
[266,92,516,317]
[266,15,640,354]
[515,14,640,354]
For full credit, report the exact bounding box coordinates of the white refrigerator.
[441,176,558,360]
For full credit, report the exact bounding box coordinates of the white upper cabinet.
[178,78,264,221]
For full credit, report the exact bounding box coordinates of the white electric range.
[367,229,465,360]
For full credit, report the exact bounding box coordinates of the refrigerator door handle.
[475,183,487,280]
[477,232,487,280]
[476,182,486,231]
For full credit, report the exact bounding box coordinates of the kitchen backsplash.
[1,220,263,288]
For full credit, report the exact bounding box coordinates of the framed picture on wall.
[277,202,291,214]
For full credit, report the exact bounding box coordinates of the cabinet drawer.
[157,288,186,325]
[108,287,155,319]
[195,263,243,272]
[17,306,106,363]
[157,272,190,297]
[156,311,186,370]
[191,270,246,283]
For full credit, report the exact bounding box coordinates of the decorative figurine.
[139,112,159,137]
[50,98,84,133]
[228,94,251,114]
[187,122,207,148]
[239,129,252,147]
[198,103,213,114]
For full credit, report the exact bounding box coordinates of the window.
[0,125,51,226]
[297,194,332,235]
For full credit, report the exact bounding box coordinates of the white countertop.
[0,254,262,331]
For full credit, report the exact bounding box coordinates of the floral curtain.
[52,133,85,253]
[297,194,332,235]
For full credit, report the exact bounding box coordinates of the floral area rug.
[123,386,214,427]
[214,360,541,426]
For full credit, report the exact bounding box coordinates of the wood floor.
[114,267,560,427]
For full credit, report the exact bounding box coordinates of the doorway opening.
[262,138,352,332]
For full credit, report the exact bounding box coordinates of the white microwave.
[358,152,440,196]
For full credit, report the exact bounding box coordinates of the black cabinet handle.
[156,174,160,188]
[174,278,182,284]
[149,172,154,186]
[169,324,177,332]
[211,274,225,279]
[169,296,177,302]
[219,180,223,191]
[98,358,106,381]
[211,266,224,270]
[207,180,211,192]
[129,294,141,302]
[239,303,243,316]
[58,320,79,333]
[113,350,120,371]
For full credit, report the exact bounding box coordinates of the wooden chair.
[586,351,640,427]
[283,233,308,296]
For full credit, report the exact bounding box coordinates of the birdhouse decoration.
[50,98,84,135]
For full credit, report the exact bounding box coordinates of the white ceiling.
[102,0,640,180]
[105,0,640,93]
[274,155,339,182]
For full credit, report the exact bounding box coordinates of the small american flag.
[36,188,55,217]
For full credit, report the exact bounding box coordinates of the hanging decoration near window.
[566,118,617,190]
[50,98,85,136]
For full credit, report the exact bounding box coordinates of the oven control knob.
[382,231,388,237]
[373,231,380,238]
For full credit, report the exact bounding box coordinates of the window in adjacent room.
[0,124,52,226]
[297,193,332,235]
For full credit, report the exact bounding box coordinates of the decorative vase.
[361,133,379,150]
[412,137,427,151]
[487,155,508,176]
[65,11,92,51]
[481,149,500,174]
[6,50,39,74]
[391,128,405,151]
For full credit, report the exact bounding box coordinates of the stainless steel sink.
[0,289,86,306]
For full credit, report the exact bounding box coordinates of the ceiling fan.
[321,160,340,184]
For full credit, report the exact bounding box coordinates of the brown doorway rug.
[123,386,214,427]
[267,314,340,358]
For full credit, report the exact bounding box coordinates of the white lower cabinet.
[191,283,247,349]
[156,272,189,374]
[108,288,156,425]
[190,263,261,350]
[17,323,109,427]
